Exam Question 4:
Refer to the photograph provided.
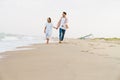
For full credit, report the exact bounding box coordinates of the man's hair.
[63,12,67,15]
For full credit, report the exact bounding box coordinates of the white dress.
[45,22,53,38]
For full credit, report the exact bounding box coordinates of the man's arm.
[65,24,69,29]
[56,18,61,29]
[65,18,69,29]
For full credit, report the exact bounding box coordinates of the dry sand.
[0,39,120,80]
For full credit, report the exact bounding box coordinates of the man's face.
[62,13,66,17]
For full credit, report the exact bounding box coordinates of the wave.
[0,33,20,41]
[0,33,46,53]
[0,33,43,41]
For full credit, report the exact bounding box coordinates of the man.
[56,12,69,43]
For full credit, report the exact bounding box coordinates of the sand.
[0,39,120,80]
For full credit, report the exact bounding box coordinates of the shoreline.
[0,38,58,54]
[0,38,120,60]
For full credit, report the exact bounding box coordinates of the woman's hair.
[47,17,51,23]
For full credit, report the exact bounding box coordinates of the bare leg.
[46,38,49,44]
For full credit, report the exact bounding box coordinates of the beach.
[0,39,120,80]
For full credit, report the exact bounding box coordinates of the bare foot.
[59,41,62,43]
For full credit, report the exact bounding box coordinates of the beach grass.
[93,38,120,41]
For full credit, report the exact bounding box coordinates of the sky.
[0,0,120,38]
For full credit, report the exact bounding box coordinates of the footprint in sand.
[89,52,95,54]
[92,46,105,50]
[109,45,116,47]
[81,50,89,53]
[88,43,94,46]
[97,54,109,57]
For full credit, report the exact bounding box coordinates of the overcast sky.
[0,0,120,38]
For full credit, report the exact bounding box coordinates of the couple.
[44,12,68,44]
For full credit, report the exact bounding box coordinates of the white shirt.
[60,17,68,30]
[45,22,53,33]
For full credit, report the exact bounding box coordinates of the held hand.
[53,27,58,30]
[53,27,56,29]
[56,27,58,30]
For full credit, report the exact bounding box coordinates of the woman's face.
[47,18,50,22]
[47,18,51,23]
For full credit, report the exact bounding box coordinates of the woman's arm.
[53,26,56,29]
[44,26,46,33]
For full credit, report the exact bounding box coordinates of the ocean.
[0,33,54,54]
